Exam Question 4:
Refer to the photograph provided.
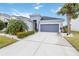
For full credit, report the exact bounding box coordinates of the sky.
[0,3,67,25]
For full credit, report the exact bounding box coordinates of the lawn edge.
[0,40,18,49]
[64,37,79,52]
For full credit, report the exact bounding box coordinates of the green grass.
[0,36,17,48]
[65,32,79,51]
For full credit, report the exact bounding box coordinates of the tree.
[0,20,5,30]
[6,19,28,35]
[57,3,79,35]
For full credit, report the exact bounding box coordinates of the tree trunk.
[66,14,71,35]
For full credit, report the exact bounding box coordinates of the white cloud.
[11,8,32,18]
[50,7,62,13]
[33,3,43,10]
[50,9,56,13]
[56,7,62,12]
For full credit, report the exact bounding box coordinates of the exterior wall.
[0,16,8,22]
[30,15,41,31]
[71,18,79,31]
[29,14,64,32]
[23,20,33,31]
[38,20,63,32]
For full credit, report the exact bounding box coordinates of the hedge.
[16,31,35,38]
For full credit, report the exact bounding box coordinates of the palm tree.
[57,3,79,35]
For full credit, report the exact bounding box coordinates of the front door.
[33,20,38,31]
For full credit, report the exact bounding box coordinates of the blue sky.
[0,3,67,25]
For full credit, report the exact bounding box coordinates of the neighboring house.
[0,16,8,22]
[71,17,79,31]
[11,16,33,31]
[30,14,64,32]
[0,13,34,31]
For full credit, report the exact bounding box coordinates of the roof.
[30,14,41,17]
[0,13,33,22]
[41,16,64,21]
[29,14,64,21]
[11,15,33,22]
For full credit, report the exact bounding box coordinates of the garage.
[30,14,64,32]
[40,24,59,32]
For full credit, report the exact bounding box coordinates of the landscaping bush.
[63,25,68,33]
[16,31,35,38]
[6,19,28,35]
[0,20,5,30]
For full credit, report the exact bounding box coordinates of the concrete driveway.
[0,32,79,56]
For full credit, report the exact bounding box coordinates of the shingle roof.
[30,14,41,17]
[41,16,64,21]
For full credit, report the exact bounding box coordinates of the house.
[0,13,64,32]
[10,16,34,31]
[30,14,64,32]
[0,13,34,31]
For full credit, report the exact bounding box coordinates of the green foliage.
[16,31,35,38]
[6,19,28,35]
[57,3,79,19]
[63,26,68,33]
[57,3,79,34]
[0,20,5,30]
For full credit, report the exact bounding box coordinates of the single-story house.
[0,13,34,31]
[0,13,64,32]
[30,14,64,32]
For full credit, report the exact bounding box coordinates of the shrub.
[16,31,35,38]
[6,19,28,35]
[63,26,68,33]
[0,20,5,30]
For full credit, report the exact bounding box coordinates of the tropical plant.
[6,19,28,35]
[57,3,79,35]
[0,20,5,30]
[63,25,68,33]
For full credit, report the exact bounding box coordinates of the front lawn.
[65,32,79,51]
[0,36,17,48]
